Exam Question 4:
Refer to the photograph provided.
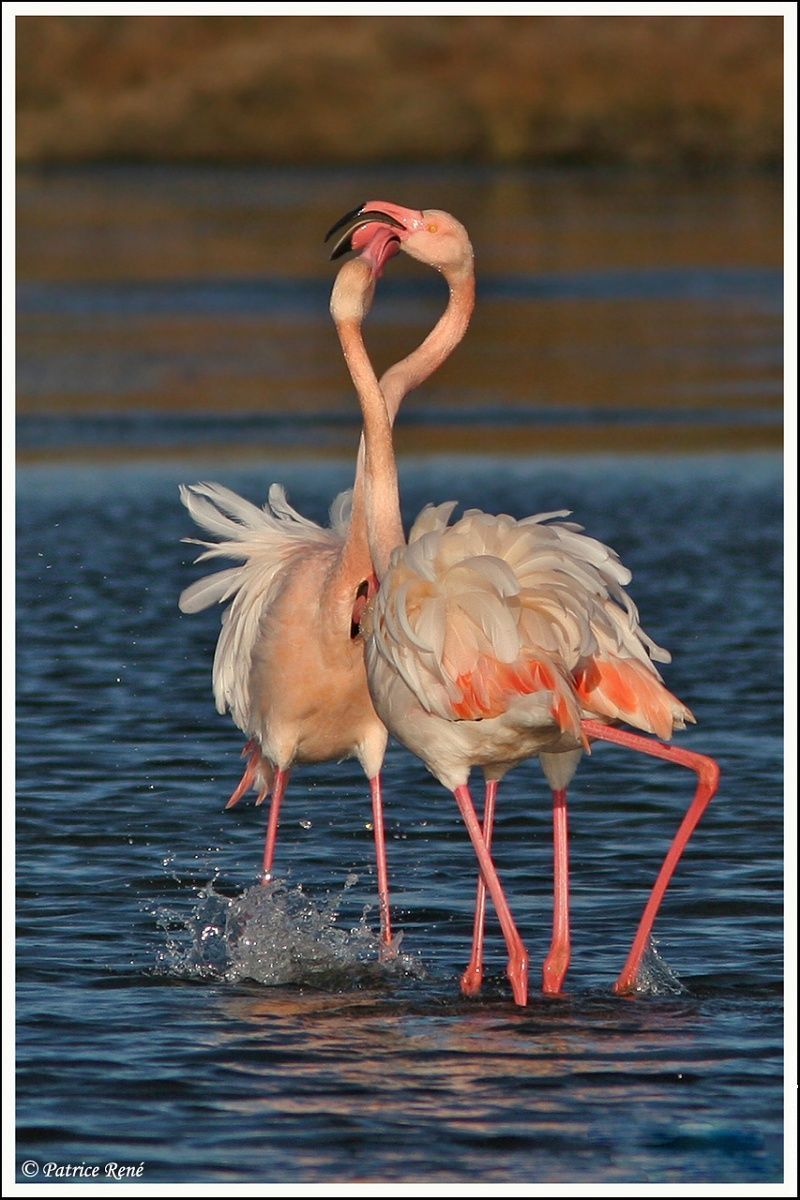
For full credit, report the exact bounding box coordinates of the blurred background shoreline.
[15,15,784,459]
[16,15,783,168]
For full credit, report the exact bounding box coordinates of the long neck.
[344,262,475,577]
[336,318,404,579]
[379,263,475,420]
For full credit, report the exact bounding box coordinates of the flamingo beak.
[325,204,406,260]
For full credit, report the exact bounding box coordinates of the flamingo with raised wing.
[327,201,720,1004]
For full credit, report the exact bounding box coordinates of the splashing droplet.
[630,938,688,996]
[152,875,424,988]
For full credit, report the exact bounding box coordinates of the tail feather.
[574,656,693,740]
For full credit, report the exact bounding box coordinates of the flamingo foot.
[378,938,399,965]
[507,951,530,1007]
[613,966,639,996]
[224,739,261,809]
[460,961,483,996]
[542,945,570,995]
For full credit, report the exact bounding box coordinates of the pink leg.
[460,779,498,996]
[369,774,393,947]
[581,719,720,994]
[542,788,570,995]
[261,767,290,882]
[225,739,261,809]
[453,784,529,1006]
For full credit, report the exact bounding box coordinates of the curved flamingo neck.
[335,316,404,579]
[343,256,475,581]
[379,263,475,419]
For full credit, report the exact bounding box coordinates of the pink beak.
[357,225,403,277]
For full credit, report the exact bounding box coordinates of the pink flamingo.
[178,206,473,945]
[328,201,720,1005]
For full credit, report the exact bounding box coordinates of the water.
[18,166,781,459]
[15,167,784,1185]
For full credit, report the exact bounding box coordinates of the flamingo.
[178,206,474,945]
[327,201,720,1005]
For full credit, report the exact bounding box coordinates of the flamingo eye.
[426,222,438,233]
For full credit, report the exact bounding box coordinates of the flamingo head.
[325,204,406,278]
[326,201,473,277]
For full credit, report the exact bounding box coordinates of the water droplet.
[152,875,424,986]
[299,819,312,829]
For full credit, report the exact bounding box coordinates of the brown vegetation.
[16,15,783,167]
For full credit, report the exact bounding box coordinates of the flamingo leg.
[580,719,720,994]
[261,767,290,882]
[460,779,498,996]
[542,787,571,995]
[369,774,393,948]
[225,739,261,809]
[453,784,529,1006]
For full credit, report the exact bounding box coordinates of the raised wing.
[179,481,349,728]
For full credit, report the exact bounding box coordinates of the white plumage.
[179,481,350,733]
[365,503,692,792]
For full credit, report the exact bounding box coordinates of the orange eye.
[426,222,438,233]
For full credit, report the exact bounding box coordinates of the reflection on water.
[17,166,782,461]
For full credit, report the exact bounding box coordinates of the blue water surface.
[16,451,784,1184]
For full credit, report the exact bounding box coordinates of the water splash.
[630,938,688,996]
[153,874,424,988]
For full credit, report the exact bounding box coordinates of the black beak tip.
[325,205,406,261]
[324,203,367,244]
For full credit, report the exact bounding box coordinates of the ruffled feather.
[368,503,687,739]
[179,481,346,729]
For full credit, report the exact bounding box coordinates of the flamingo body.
[327,199,719,1004]
[180,482,386,777]
[364,501,692,793]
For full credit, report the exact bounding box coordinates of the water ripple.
[16,452,783,1182]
